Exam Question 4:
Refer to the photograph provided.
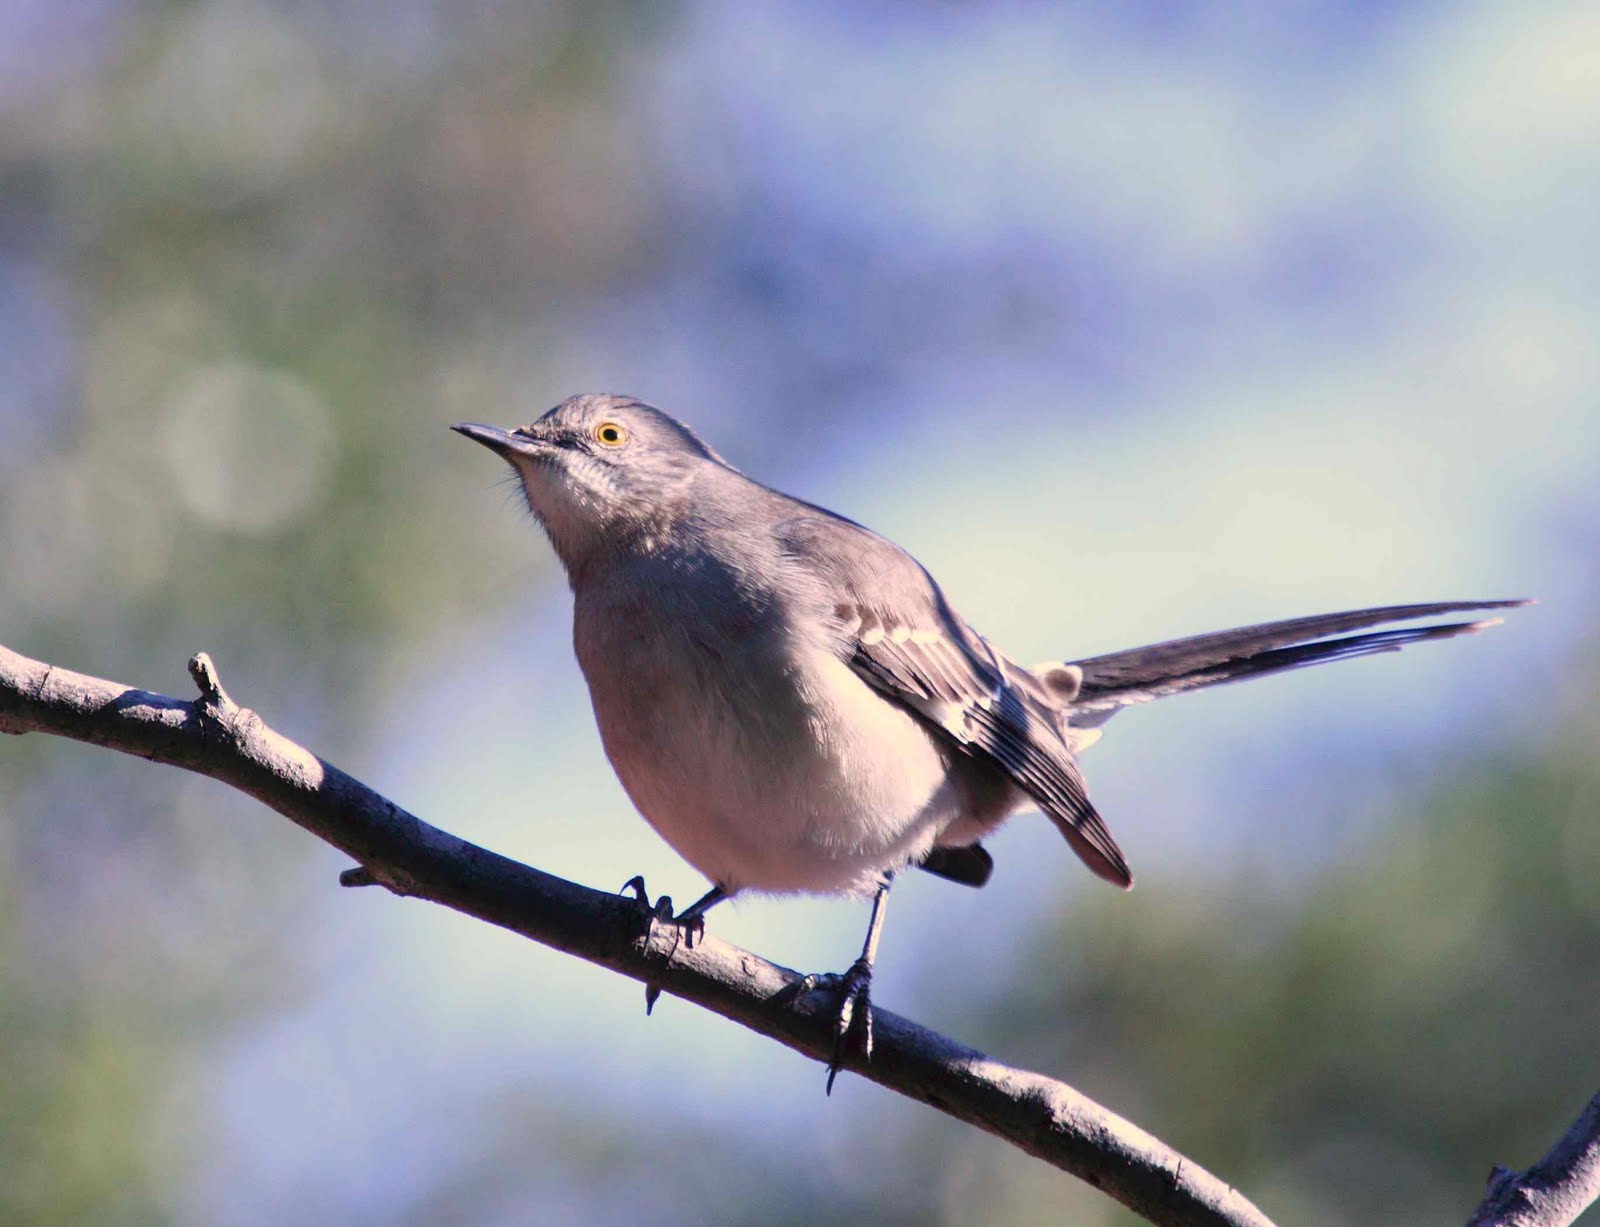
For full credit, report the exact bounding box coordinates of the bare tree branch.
[0,641,1273,1227]
[1466,1092,1600,1227]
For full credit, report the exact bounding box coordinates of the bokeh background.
[2,3,1598,1224]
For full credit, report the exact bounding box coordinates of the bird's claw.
[673,910,706,949]
[619,875,707,947]
[771,959,874,1091]
[822,957,874,1094]
[618,876,708,1014]
[619,875,669,919]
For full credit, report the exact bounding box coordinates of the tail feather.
[917,843,994,888]
[1065,599,1530,725]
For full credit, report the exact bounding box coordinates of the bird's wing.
[773,512,1132,888]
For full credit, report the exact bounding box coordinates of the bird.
[453,393,1526,1090]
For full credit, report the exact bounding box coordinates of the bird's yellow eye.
[594,421,629,448]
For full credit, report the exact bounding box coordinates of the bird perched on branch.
[455,394,1526,1090]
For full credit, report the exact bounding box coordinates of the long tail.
[1060,599,1531,728]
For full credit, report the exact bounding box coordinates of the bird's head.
[453,393,726,577]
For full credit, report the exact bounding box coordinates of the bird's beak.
[451,422,549,459]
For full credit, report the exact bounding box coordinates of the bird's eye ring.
[594,421,629,448]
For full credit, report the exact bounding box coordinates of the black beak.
[451,422,548,459]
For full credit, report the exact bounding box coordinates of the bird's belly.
[579,621,958,896]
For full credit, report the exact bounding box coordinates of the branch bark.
[0,641,1271,1227]
[1465,1092,1600,1227]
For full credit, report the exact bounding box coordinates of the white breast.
[574,569,959,897]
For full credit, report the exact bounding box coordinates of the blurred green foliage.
[2,5,667,1222]
[963,699,1600,1226]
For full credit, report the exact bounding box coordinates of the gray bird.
[454,393,1524,1088]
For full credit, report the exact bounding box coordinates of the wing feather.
[775,513,1133,888]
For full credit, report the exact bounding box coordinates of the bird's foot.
[618,875,708,947]
[619,876,707,1015]
[829,957,875,1093]
[788,957,874,1094]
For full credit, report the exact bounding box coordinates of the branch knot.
[187,652,236,712]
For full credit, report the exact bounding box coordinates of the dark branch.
[1465,1092,1600,1227]
[0,641,1273,1227]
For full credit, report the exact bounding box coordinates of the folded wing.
[775,512,1133,888]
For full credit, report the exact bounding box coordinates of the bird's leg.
[619,878,730,1014]
[780,874,895,1090]
[826,874,893,1094]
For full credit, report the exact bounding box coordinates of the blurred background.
[2,2,1597,1224]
